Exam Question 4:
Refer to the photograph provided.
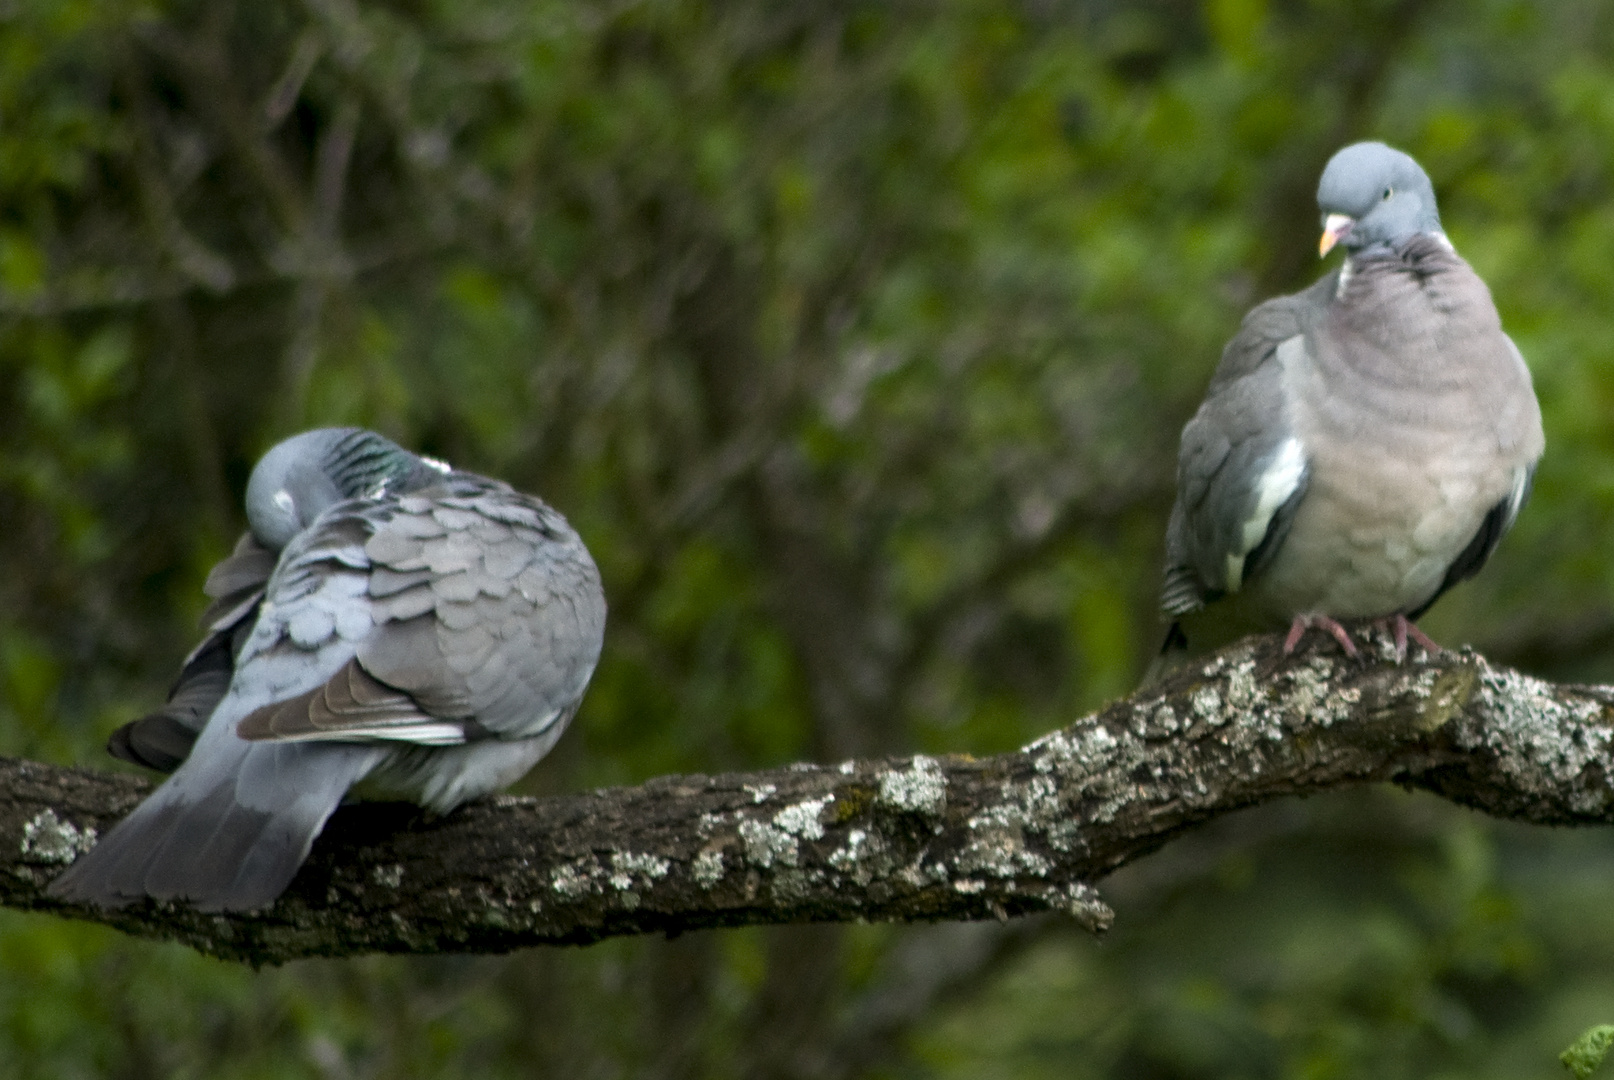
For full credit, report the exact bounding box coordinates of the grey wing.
[1161,302,1320,615]
[1200,273,1335,393]
[108,533,278,772]
[236,476,606,749]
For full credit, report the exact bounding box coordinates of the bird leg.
[1282,614,1359,658]
[1374,613,1443,664]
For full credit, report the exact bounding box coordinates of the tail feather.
[48,742,381,912]
[1138,620,1191,688]
[107,711,202,773]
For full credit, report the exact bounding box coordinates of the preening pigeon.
[1158,142,1543,661]
[49,428,606,911]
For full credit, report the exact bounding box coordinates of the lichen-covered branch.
[5,633,1612,966]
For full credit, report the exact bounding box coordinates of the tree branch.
[6,632,1611,966]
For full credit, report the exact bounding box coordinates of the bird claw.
[1283,614,1359,658]
[1283,613,1444,663]
[1377,614,1442,663]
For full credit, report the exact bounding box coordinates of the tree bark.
[5,632,1611,966]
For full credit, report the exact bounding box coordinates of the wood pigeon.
[49,427,606,911]
[1159,142,1544,661]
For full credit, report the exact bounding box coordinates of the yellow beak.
[1319,213,1354,257]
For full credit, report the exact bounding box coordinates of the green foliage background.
[2,0,1614,1075]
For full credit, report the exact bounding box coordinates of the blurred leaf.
[1562,1025,1614,1079]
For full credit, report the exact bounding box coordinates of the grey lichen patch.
[550,859,599,900]
[1028,720,1124,777]
[1043,816,1084,853]
[954,822,1052,878]
[967,772,1080,860]
[738,818,798,868]
[609,851,671,892]
[828,828,872,870]
[745,784,777,804]
[1473,664,1613,809]
[878,756,947,815]
[548,852,663,911]
[1276,657,1357,728]
[1134,698,1182,738]
[827,827,897,887]
[706,794,833,877]
[1052,882,1114,933]
[692,849,726,889]
[896,858,950,890]
[1223,658,1261,717]
[1190,685,1222,723]
[1022,718,1145,831]
[370,863,404,888]
[773,795,833,840]
[1025,727,1069,759]
[20,810,96,864]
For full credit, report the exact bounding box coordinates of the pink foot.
[1376,614,1443,663]
[1283,614,1359,658]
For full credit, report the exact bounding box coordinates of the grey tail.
[47,742,379,912]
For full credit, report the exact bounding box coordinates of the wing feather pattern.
[228,474,605,752]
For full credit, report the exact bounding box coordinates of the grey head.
[244,427,450,549]
[1316,141,1442,254]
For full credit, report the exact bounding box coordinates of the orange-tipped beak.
[1319,213,1354,257]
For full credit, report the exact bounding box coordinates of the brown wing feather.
[235,656,467,745]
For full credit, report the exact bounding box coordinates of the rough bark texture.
[5,631,1612,966]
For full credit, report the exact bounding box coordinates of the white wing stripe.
[1226,436,1306,592]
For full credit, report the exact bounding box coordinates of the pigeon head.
[1316,142,1442,256]
[244,427,451,548]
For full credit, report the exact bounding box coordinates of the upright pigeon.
[49,428,606,911]
[1158,142,1543,661]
